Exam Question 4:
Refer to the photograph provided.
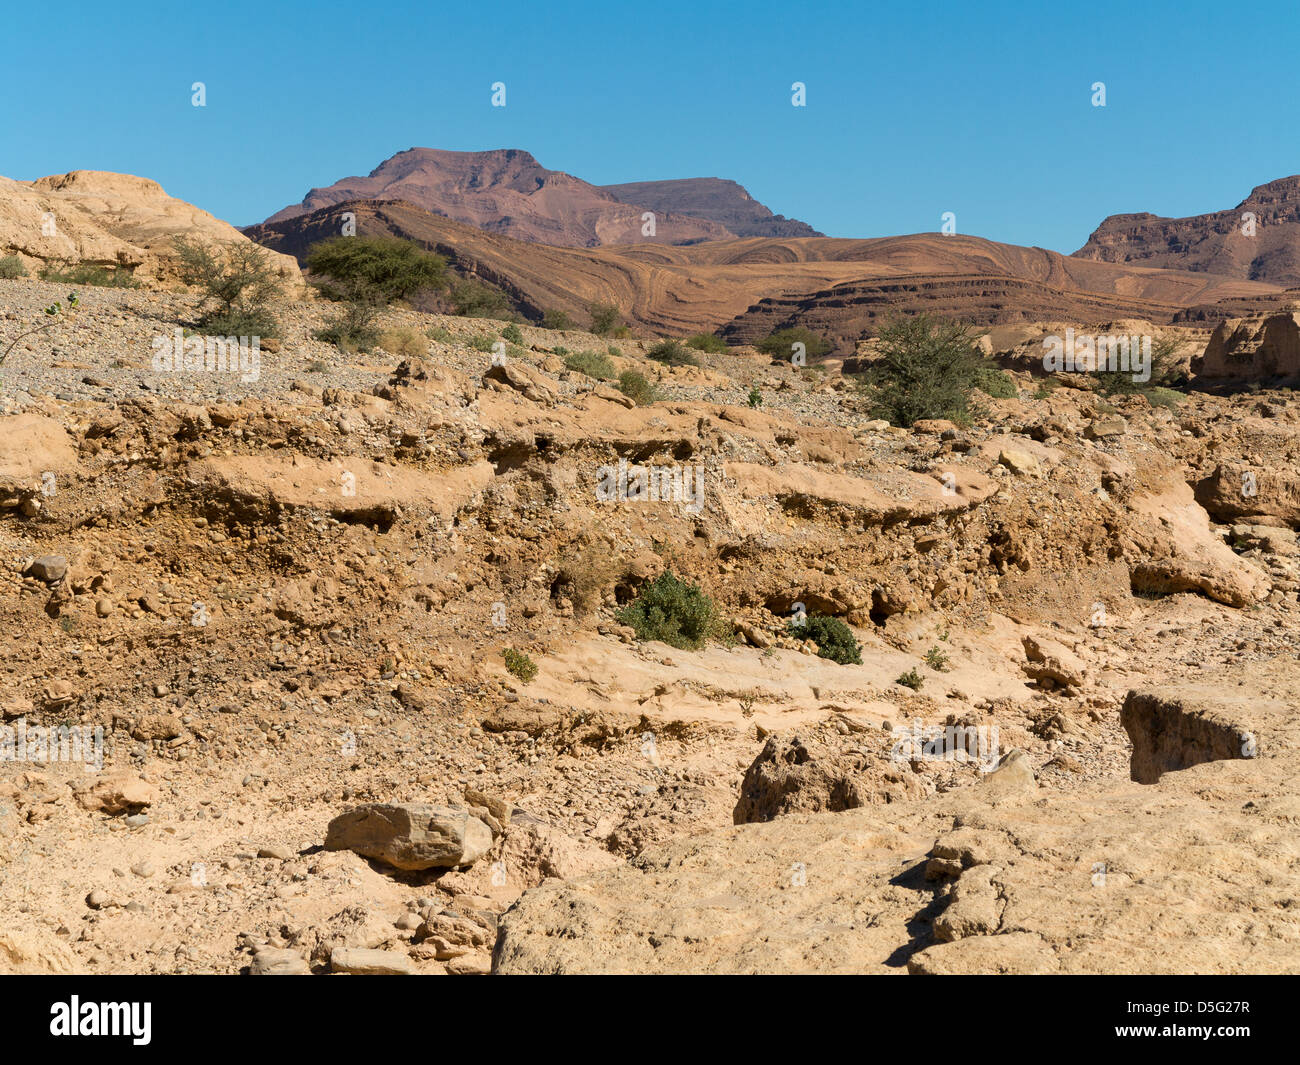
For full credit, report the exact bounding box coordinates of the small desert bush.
[0,255,28,279]
[502,322,524,345]
[503,648,537,683]
[1144,386,1186,409]
[450,279,512,319]
[975,366,1017,399]
[314,300,380,352]
[618,369,659,405]
[924,646,950,671]
[39,259,138,288]
[589,302,622,336]
[427,325,453,343]
[617,571,729,651]
[565,349,617,380]
[859,313,984,428]
[1093,335,1186,395]
[687,333,727,353]
[757,326,831,361]
[542,308,574,330]
[469,335,495,353]
[377,326,428,358]
[647,339,699,367]
[789,613,862,665]
[747,385,763,408]
[897,668,925,690]
[173,236,282,336]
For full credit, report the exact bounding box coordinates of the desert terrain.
[1,164,1299,979]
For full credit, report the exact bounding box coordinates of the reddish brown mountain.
[247,199,1280,346]
[1074,176,1300,286]
[601,178,821,238]
[264,148,759,247]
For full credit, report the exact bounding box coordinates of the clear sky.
[6,0,1300,251]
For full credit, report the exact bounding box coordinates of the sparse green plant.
[469,335,495,353]
[617,369,659,405]
[1093,335,1186,396]
[39,259,137,288]
[542,308,574,330]
[607,345,622,358]
[897,668,925,691]
[789,613,862,665]
[0,255,28,279]
[589,302,621,336]
[427,325,453,343]
[314,300,380,352]
[503,647,538,683]
[757,326,832,361]
[975,366,1017,399]
[502,322,524,345]
[687,333,727,353]
[616,571,730,650]
[858,313,984,427]
[738,691,758,717]
[449,278,511,319]
[59,615,76,634]
[924,646,950,671]
[747,385,763,408]
[565,349,617,380]
[647,338,698,367]
[173,236,283,337]
[308,360,328,373]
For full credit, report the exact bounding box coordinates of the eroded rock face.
[1200,312,1300,382]
[324,804,493,871]
[495,662,1300,974]
[733,734,924,824]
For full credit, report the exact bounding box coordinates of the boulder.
[324,803,493,871]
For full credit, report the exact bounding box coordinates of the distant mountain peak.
[262,148,818,245]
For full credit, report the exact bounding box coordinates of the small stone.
[330,947,414,975]
[27,555,68,582]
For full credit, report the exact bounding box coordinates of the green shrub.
[38,259,137,288]
[314,300,380,352]
[617,369,659,405]
[503,648,537,683]
[1093,335,1187,395]
[0,255,28,279]
[747,385,763,408]
[173,237,282,337]
[542,308,573,330]
[647,339,699,367]
[859,313,983,427]
[426,325,453,343]
[502,322,524,345]
[589,302,621,336]
[687,333,727,353]
[975,366,1017,399]
[788,613,861,665]
[565,349,617,380]
[1144,386,1186,409]
[924,646,950,671]
[897,668,924,690]
[757,326,831,361]
[616,571,729,650]
[469,335,495,353]
[449,279,511,319]
[305,236,445,303]
[607,345,622,358]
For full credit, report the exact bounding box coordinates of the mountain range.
[263,148,821,247]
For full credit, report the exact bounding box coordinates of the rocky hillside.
[1074,175,1300,286]
[0,171,302,288]
[2,272,1299,975]
[601,177,822,239]
[248,200,1281,342]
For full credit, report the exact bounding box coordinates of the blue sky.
[6,0,1300,251]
